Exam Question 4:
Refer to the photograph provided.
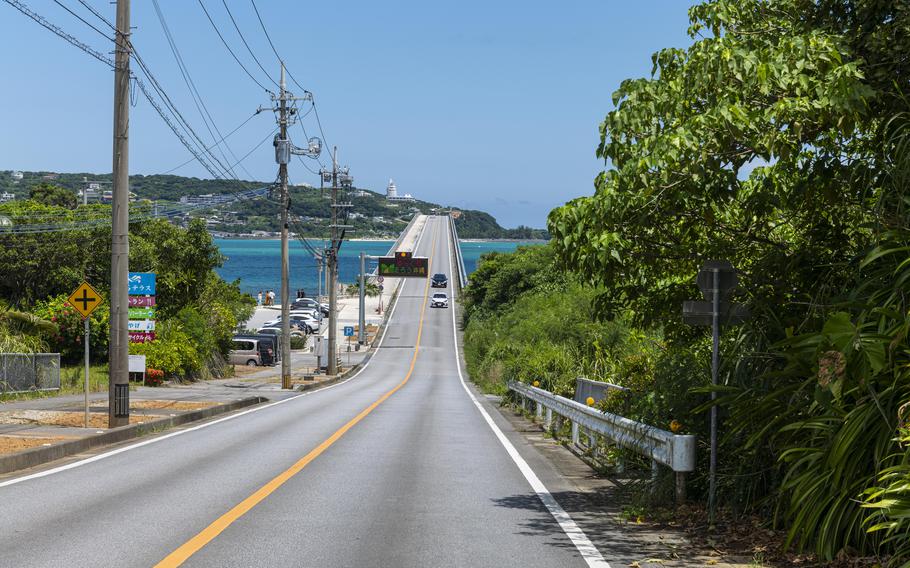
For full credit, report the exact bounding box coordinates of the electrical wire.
[197,0,273,94]
[51,0,109,39]
[162,111,262,174]
[220,0,278,88]
[152,0,247,179]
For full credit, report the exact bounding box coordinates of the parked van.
[233,333,278,366]
[230,338,265,366]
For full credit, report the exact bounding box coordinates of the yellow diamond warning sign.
[67,282,103,318]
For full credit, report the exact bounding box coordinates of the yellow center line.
[155,222,440,568]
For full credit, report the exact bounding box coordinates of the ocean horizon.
[214,238,538,296]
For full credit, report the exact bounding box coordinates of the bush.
[129,320,201,379]
[32,293,109,363]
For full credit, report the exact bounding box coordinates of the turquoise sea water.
[214,238,540,295]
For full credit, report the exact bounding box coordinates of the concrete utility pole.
[327,148,338,375]
[262,64,319,388]
[358,251,366,345]
[324,148,354,375]
[278,64,291,390]
[109,0,131,428]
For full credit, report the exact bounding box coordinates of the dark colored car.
[431,273,448,288]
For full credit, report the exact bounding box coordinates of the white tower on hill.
[387,179,397,199]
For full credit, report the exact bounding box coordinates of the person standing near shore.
[257,290,263,306]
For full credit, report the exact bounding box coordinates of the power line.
[197,0,273,94]
[162,111,262,174]
[51,0,109,39]
[220,0,278,88]
[152,0,245,179]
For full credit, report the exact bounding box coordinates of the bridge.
[0,216,659,567]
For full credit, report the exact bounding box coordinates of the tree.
[29,183,77,208]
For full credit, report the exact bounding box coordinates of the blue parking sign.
[343,326,354,337]
[128,272,156,295]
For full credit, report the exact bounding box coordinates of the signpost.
[128,272,157,346]
[67,282,103,428]
[682,260,748,524]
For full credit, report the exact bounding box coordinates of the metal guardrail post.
[535,401,543,419]
[571,421,579,445]
[545,407,553,431]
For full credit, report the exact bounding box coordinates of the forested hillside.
[0,170,545,239]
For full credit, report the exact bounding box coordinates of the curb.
[0,396,265,475]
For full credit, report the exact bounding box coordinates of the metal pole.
[327,148,338,375]
[358,251,366,344]
[109,0,130,428]
[709,268,720,525]
[84,318,90,428]
[279,63,291,390]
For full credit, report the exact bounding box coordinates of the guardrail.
[574,376,628,405]
[448,215,469,289]
[0,353,61,393]
[508,380,694,503]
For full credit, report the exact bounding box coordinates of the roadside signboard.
[128,272,156,295]
[128,307,155,319]
[128,272,156,344]
[129,332,156,343]
[128,320,156,332]
[378,251,428,278]
[128,296,156,307]
[343,326,354,337]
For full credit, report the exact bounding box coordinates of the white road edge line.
[0,219,428,489]
[445,218,611,568]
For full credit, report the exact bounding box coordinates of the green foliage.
[29,183,77,208]
[129,320,201,379]
[31,294,108,362]
[0,300,57,353]
[537,0,910,559]
[454,210,548,240]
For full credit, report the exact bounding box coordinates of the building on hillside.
[179,193,232,206]
[0,191,15,203]
[10,171,23,181]
[385,178,415,202]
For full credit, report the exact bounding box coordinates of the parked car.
[431,273,448,288]
[289,308,322,321]
[291,298,330,317]
[230,338,266,366]
[257,326,305,338]
[431,293,449,308]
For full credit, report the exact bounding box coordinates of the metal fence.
[448,215,468,289]
[0,353,61,393]
[509,380,694,503]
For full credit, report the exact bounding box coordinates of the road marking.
[154,223,440,567]
[0,220,429,490]
[445,219,612,568]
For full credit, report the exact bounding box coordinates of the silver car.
[430,293,449,308]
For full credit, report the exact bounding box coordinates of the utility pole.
[109,0,131,428]
[323,149,354,375]
[278,65,291,390]
[262,64,319,388]
[327,148,338,375]
[358,251,366,345]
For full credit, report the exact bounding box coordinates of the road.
[0,216,607,567]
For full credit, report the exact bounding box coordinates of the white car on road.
[430,293,449,308]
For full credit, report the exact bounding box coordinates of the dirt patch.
[0,436,68,455]
[0,410,154,429]
[130,400,216,412]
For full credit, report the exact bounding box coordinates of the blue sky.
[0,1,694,228]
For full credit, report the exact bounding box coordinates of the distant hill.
[0,170,548,239]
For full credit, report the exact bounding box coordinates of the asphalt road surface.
[0,216,608,567]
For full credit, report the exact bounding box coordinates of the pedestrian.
[257,290,263,306]
[268,289,275,306]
